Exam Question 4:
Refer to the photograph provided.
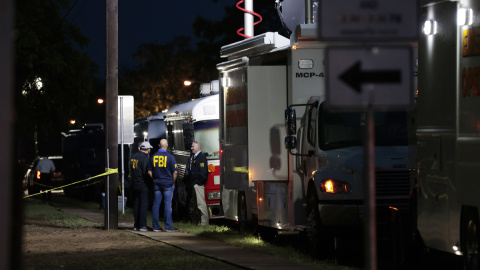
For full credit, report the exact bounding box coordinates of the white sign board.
[325,46,413,110]
[318,0,419,41]
[118,95,134,144]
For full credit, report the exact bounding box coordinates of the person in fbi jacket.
[129,141,153,232]
[185,141,209,226]
[147,139,179,232]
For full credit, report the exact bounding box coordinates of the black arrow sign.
[339,61,401,93]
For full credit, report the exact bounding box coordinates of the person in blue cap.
[147,139,179,232]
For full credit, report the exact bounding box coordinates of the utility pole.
[105,0,118,230]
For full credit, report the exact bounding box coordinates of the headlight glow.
[320,179,351,194]
[207,191,221,200]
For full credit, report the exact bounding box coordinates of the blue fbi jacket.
[147,149,178,188]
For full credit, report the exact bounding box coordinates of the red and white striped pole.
[236,0,262,39]
[244,0,253,38]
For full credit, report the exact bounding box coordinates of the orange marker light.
[320,179,351,194]
[324,180,334,193]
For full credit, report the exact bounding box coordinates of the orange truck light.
[208,164,215,173]
[36,171,41,180]
[320,179,351,194]
[389,206,399,211]
[324,180,334,193]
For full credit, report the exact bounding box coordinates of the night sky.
[64,0,235,78]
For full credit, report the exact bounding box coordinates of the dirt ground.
[22,224,166,269]
[23,225,158,254]
[22,223,240,270]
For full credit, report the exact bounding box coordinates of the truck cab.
[293,96,411,241]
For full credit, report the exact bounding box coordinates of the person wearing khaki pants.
[186,141,209,226]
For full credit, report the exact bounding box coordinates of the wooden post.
[105,0,119,230]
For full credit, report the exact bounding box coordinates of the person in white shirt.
[35,157,56,202]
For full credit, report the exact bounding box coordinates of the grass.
[23,198,100,229]
[176,223,354,270]
[23,193,358,270]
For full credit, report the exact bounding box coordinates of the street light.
[183,80,217,98]
[184,80,205,100]
[97,98,104,104]
[69,120,76,125]
[184,79,207,86]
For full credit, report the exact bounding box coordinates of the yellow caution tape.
[232,166,249,173]
[23,168,118,199]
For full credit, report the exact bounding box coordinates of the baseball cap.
[139,141,153,150]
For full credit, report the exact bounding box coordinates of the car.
[25,156,63,196]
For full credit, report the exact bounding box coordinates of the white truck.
[217,0,412,260]
[131,112,166,156]
[164,81,223,222]
[416,0,480,269]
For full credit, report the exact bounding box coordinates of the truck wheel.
[188,190,201,225]
[238,192,248,232]
[306,187,334,259]
[462,209,480,270]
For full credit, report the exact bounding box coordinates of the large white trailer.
[164,81,223,222]
[216,31,293,230]
[416,0,480,268]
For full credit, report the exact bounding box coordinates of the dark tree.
[120,37,216,117]
[15,0,97,158]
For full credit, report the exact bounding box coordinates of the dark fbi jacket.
[186,151,208,188]
[147,149,178,188]
[130,151,151,190]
